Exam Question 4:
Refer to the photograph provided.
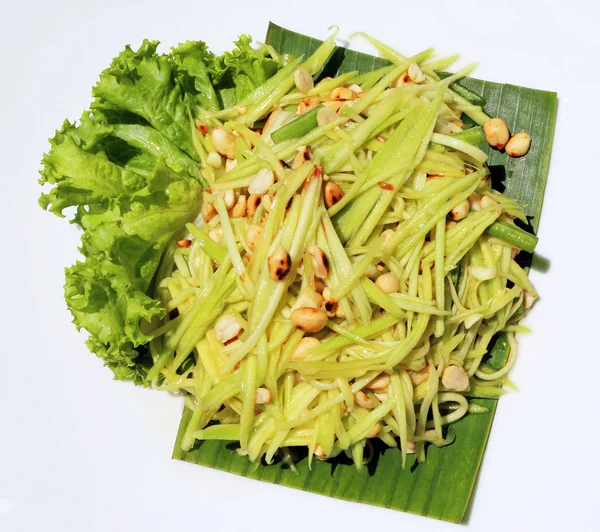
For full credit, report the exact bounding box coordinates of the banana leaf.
[173,23,557,523]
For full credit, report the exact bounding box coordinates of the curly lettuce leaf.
[42,112,203,379]
[39,36,282,382]
[171,41,221,112]
[92,40,199,160]
[210,35,282,108]
[66,162,203,383]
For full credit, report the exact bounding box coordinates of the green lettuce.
[211,35,281,108]
[39,36,282,383]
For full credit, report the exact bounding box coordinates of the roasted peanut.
[248,168,275,195]
[294,67,314,94]
[206,151,222,168]
[375,273,400,294]
[365,373,391,391]
[294,288,324,310]
[223,189,236,209]
[441,365,470,392]
[292,145,311,169]
[322,298,338,318]
[262,193,273,212]
[408,366,430,386]
[505,132,531,157]
[391,72,411,88]
[291,308,328,332]
[316,107,338,126]
[330,87,357,100]
[292,336,321,361]
[201,191,216,222]
[366,424,381,438]
[354,390,375,409]
[297,97,320,115]
[480,194,497,208]
[313,278,325,294]
[229,194,247,218]
[225,158,238,172]
[246,224,263,250]
[214,313,243,344]
[483,118,510,149]
[374,392,388,402]
[247,194,261,218]
[450,199,470,221]
[468,192,482,211]
[268,245,291,281]
[407,63,425,83]
[308,245,329,278]
[212,127,236,159]
[255,388,272,405]
[324,181,344,208]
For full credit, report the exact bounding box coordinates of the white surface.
[1,1,599,531]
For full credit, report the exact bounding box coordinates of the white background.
[1,1,599,530]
